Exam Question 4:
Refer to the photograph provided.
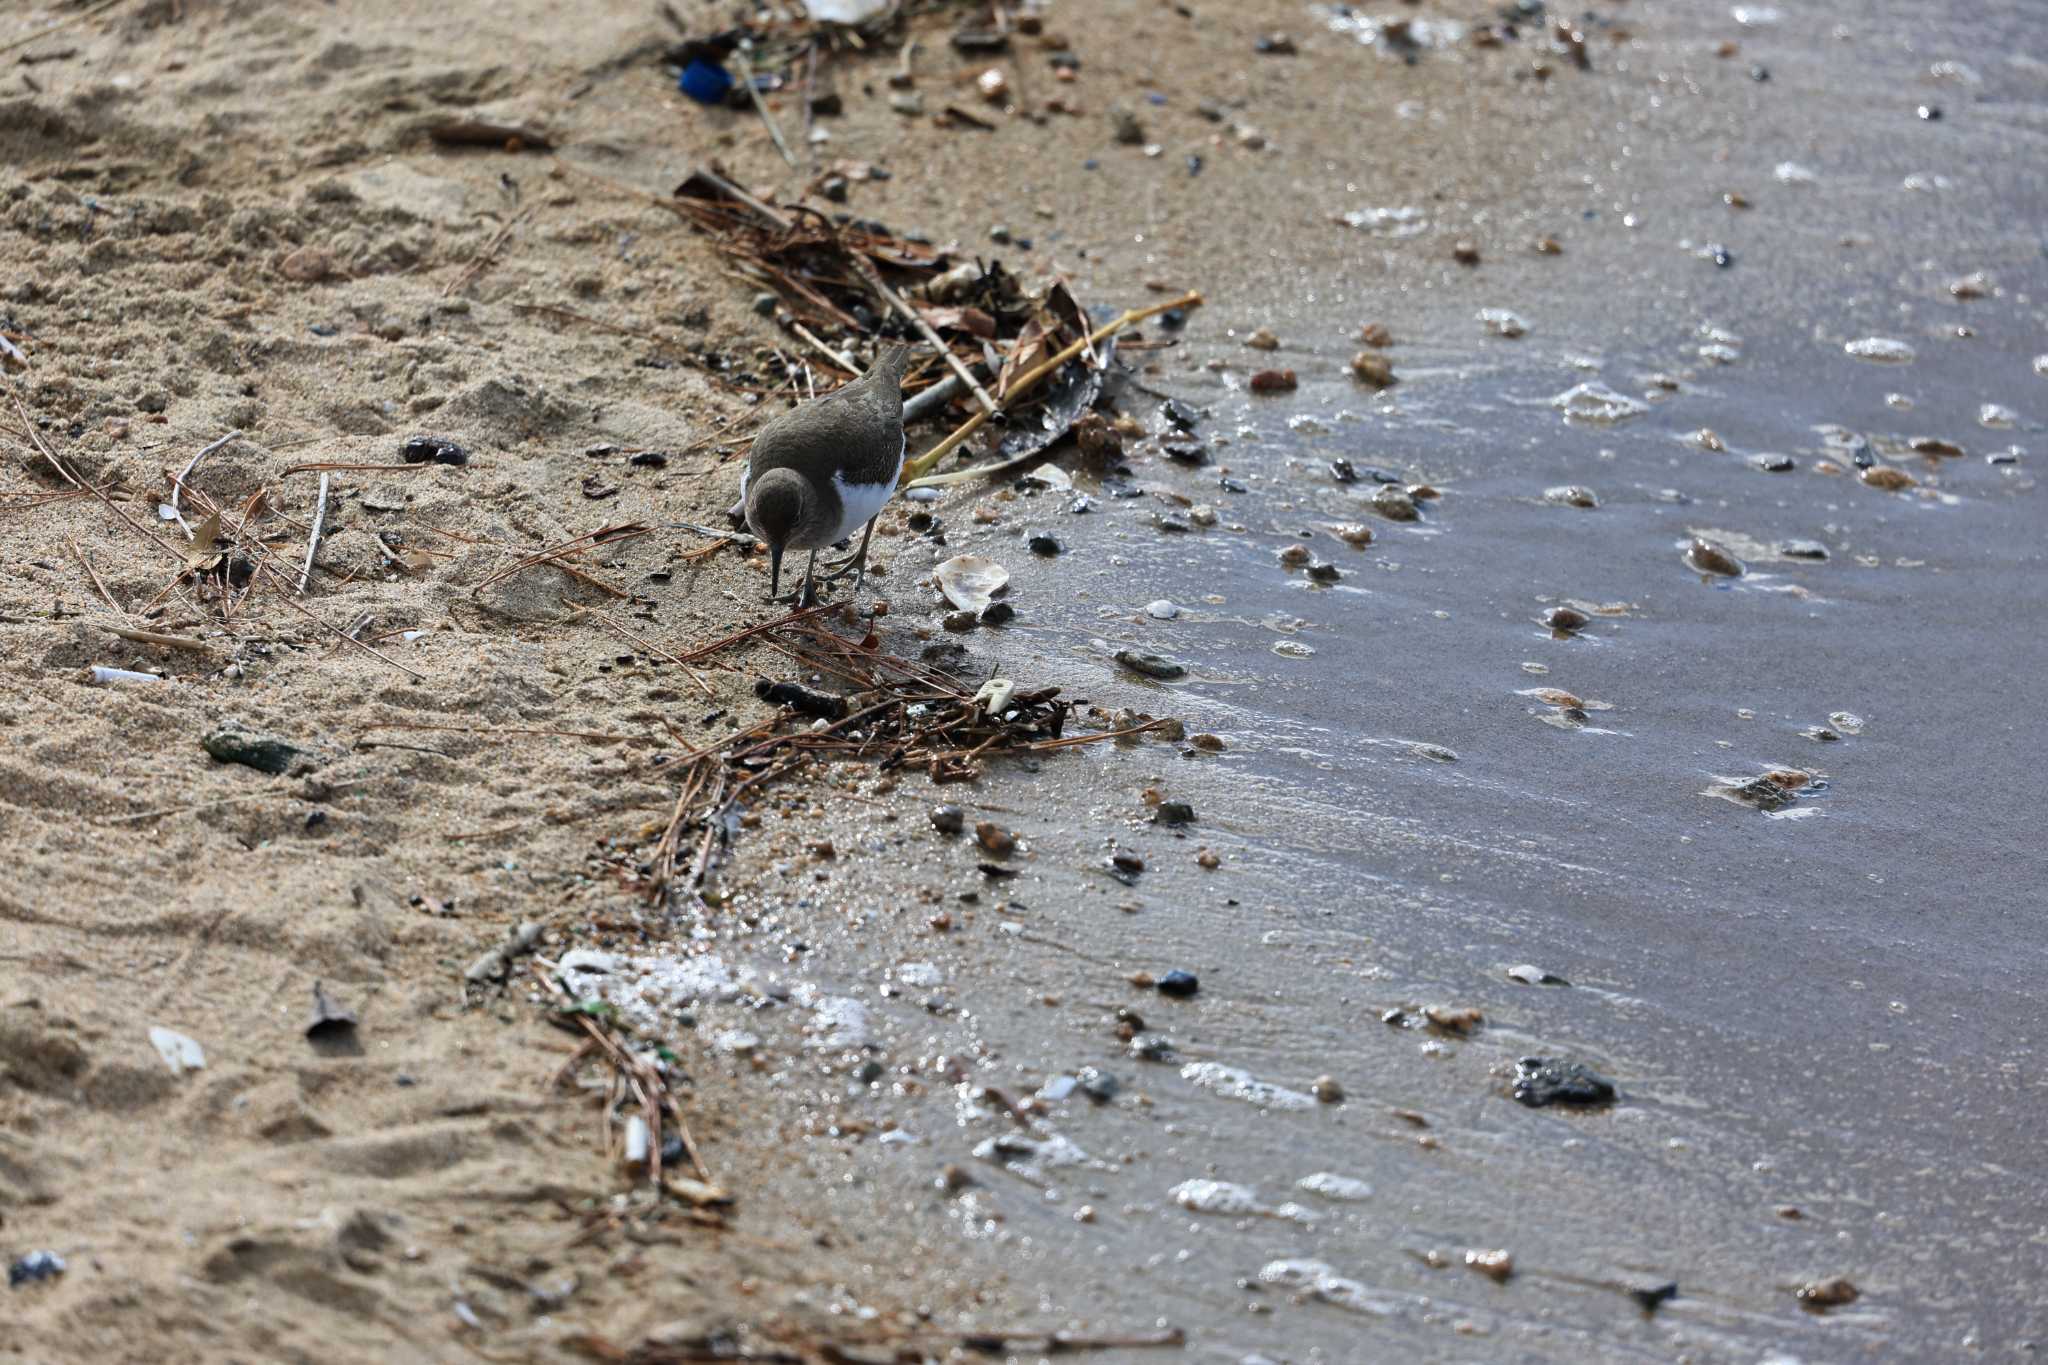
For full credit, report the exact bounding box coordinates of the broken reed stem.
[71,542,124,617]
[592,613,717,698]
[298,472,330,594]
[901,289,1205,484]
[170,429,240,531]
[444,204,534,298]
[738,52,798,168]
[787,320,857,375]
[98,623,213,653]
[280,461,439,476]
[473,522,652,594]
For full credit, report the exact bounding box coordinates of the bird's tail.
[871,341,914,381]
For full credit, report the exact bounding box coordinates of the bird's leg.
[796,548,820,607]
[819,516,878,589]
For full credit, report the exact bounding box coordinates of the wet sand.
[2,0,2044,1360]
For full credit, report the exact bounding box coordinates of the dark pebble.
[1753,453,1796,472]
[202,724,304,776]
[1217,476,1248,493]
[1629,1281,1679,1313]
[754,678,846,720]
[1158,308,1186,329]
[1129,1032,1175,1061]
[930,804,965,835]
[1306,561,1341,583]
[907,510,935,532]
[1917,104,1941,120]
[1512,1056,1617,1108]
[1157,969,1200,997]
[1708,243,1734,268]
[8,1251,64,1287]
[1162,398,1200,430]
[855,1059,886,1084]
[1163,439,1208,465]
[1749,64,1769,81]
[1114,649,1187,680]
[400,434,469,466]
[1154,800,1196,825]
[1154,514,1191,534]
[629,451,669,468]
[1111,850,1145,874]
[1027,531,1062,556]
[979,601,1015,626]
[1782,539,1830,560]
[1330,459,1358,483]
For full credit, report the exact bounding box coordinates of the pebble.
[1188,504,1218,526]
[1629,1281,1680,1313]
[1370,486,1420,521]
[1685,537,1744,576]
[1110,850,1145,876]
[1196,848,1220,869]
[1244,326,1280,351]
[1543,485,1599,508]
[1979,403,2016,428]
[1465,1249,1514,1283]
[1477,307,1528,338]
[1110,103,1144,144]
[979,601,1015,626]
[1507,964,1570,986]
[1908,436,1964,457]
[1511,1057,1616,1108]
[1329,459,1358,484]
[889,91,924,116]
[1861,465,1916,491]
[1306,561,1341,583]
[975,821,1016,856]
[1249,369,1298,393]
[7,1251,65,1287]
[1157,969,1199,997]
[1145,599,1179,620]
[1350,351,1394,387]
[1311,1075,1344,1104]
[1077,1066,1120,1103]
[1026,531,1062,556]
[1543,606,1588,633]
[1752,453,1796,473]
[1154,800,1196,825]
[1114,649,1186,680]
[1782,539,1829,560]
[929,804,964,835]
[942,609,979,632]
[202,724,305,775]
[1129,1032,1175,1062]
[400,434,469,466]
[1333,523,1374,547]
[1279,544,1311,568]
[1796,1276,1860,1309]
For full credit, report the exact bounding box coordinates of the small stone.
[1350,351,1394,387]
[1907,436,1964,457]
[1452,239,1481,265]
[942,609,979,632]
[1424,1005,1483,1036]
[1533,235,1563,254]
[1371,486,1420,521]
[1861,465,1916,491]
[1187,503,1217,527]
[1334,523,1374,548]
[1110,850,1145,875]
[929,804,965,835]
[1249,368,1297,393]
[1077,1066,1120,1103]
[1110,103,1144,144]
[1330,459,1359,484]
[1114,649,1186,680]
[202,724,305,775]
[1796,1277,1860,1309]
[400,434,469,466]
[975,822,1016,856]
[889,91,924,116]
[1507,964,1570,986]
[1357,322,1393,347]
[1753,453,1796,472]
[1311,1075,1344,1104]
[1157,969,1199,997]
[1129,1032,1175,1062]
[1279,544,1311,568]
[976,67,1008,101]
[979,601,1015,627]
[1782,539,1830,560]
[278,245,336,283]
[1477,308,1528,338]
[1027,531,1062,556]
[1685,537,1744,576]
[1244,326,1280,351]
[751,292,779,316]
[1629,1281,1680,1312]
[1543,606,1588,633]
[1543,485,1599,508]
[1153,800,1195,825]
[938,1163,975,1193]
[1465,1249,1514,1282]
[1306,561,1341,583]
[1196,848,1220,869]
[1145,599,1179,620]
[7,1251,65,1288]
[1511,1057,1616,1108]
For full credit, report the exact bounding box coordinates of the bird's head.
[746,468,809,598]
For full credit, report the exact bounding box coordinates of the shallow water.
[865,2,2048,1358]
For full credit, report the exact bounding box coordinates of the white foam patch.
[1180,1062,1317,1110]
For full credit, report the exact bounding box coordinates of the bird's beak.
[769,542,784,600]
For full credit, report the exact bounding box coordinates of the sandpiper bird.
[734,342,911,605]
